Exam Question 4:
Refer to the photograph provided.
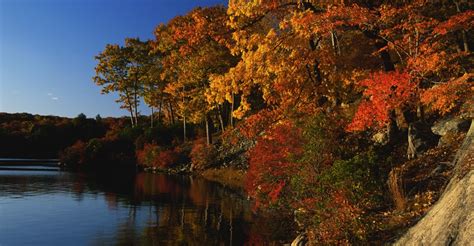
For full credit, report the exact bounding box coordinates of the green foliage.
[243,112,384,243]
[142,123,185,146]
[300,113,345,168]
[85,138,104,160]
[296,115,382,243]
[136,143,160,168]
[0,113,107,158]
[118,126,143,141]
[294,150,382,244]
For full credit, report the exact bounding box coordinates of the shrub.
[136,143,182,168]
[302,151,381,243]
[85,138,104,160]
[244,114,383,243]
[157,149,180,168]
[190,138,217,170]
[60,137,135,170]
[59,140,87,166]
[118,126,143,141]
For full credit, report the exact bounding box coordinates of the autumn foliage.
[420,73,473,115]
[246,121,304,208]
[190,138,218,170]
[87,0,473,244]
[347,71,415,131]
[136,143,181,168]
[60,140,87,166]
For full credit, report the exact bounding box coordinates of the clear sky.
[0,0,227,118]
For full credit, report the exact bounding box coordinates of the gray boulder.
[432,116,470,146]
[432,116,470,136]
[395,120,474,245]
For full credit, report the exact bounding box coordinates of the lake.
[0,166,293,245]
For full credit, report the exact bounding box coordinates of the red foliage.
[157,149,180,168]
[190,138,217,170]
[136,143,180,168]
[246,121,304,208]
[238,109,280,139]
[347,71,415,131]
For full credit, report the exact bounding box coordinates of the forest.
[1,0,472,244]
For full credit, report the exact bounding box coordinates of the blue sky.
[0,0,227,118]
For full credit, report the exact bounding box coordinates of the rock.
[395,120,474,245]
[429,162,451,177]
[291,233,308,246]
[407,121,439,159]
[431,116,470,147]
[431,116,470,136]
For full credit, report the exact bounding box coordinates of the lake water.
[0,167,292,245]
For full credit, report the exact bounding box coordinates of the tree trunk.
[183,114,187,142]
[182,87,187,142]
[158,94,164,124]
[454,1,470,53]
[205,117,210,145]
[461,30,470,53]
[230,92,234,128]
[330,30,340,56]
[134,81,139,126]
[169,101,175,125]
[124,90,135,127]
[129,110,135,127]
[150,106,154,128]
[217,106,225,132]
[205,114,213,145]
[362,30,395,72]
[388,166,406,211]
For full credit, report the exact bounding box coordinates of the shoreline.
[142,165,247,195]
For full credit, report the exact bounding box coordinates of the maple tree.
[245,120,304,209]
[348,0,473,129]
[347,71,415,131]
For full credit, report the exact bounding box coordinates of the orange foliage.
[60,140,87,166]
[433,10,474,35]
[238,109,280,139]
[421,73,473,115]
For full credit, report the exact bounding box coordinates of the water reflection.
[0,169,293,245]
